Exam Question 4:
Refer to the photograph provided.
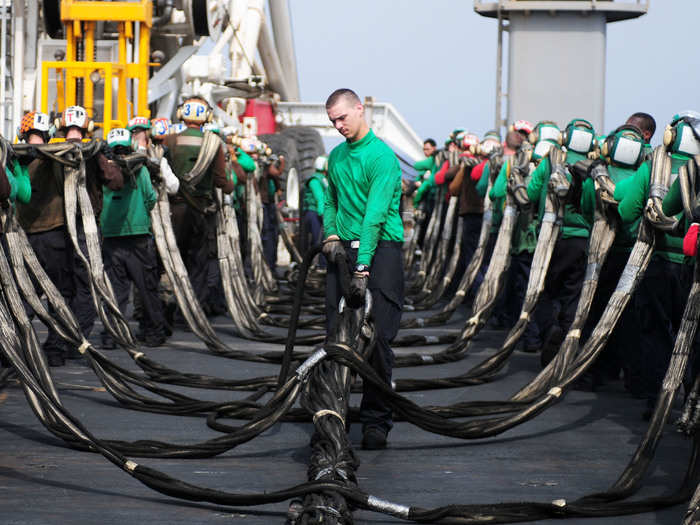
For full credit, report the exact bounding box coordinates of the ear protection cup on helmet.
[529,120,561,145]
[604,124,645,168]
[563,118,595,153]
[663,124,674,148]
[177,98,213,123]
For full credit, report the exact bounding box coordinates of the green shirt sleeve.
[5,167,17,202]
[413,172,435,206]
[323,164,339,239]
[663,176,683,217]
[11,160,31,204]
[616,161,650,224]
[580,178,596,225]
[613,175,636,202]
[357,154,402,266]
[236,148,257,173]
[489,162,507,200]
[526,156,550,204]
[139,166,157,212]
[476,162,490,198]
[413,156,434,173]
[309,177,325,215]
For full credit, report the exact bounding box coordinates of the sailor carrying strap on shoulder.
[178,130,221,187]
[176,130,222,215]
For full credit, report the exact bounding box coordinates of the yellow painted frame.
[41,0,154,135]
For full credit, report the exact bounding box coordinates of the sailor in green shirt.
[302,155,328,261]
[581,124,648,389]
[527,119,597,352]
[488,121,557,350]
[613,112,699,416]
[100,128,167,348]
[412,137,458,208]
[323,88,403,450]
[484,127,527,330]
[411,138,438,206]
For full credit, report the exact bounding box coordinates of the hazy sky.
[289,1,698,148]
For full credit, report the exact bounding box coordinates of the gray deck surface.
[0,304,692,524]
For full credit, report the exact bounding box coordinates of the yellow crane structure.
[40,0,154,134]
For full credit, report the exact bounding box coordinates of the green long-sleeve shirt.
[7,160,31,204]
[475,162,490,199]
[605,164,643,251]
[615,153,690,264]
[235,147,257,173]
[324,129,403,266]
[412,155,438,205]
[413,156,437,177]
[304,173,326,215]
[101,165,157,238]
[489,159,537,254]
[526,150,595,239]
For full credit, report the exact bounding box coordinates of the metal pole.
[13,1,25,135]
[268,0,300,101]
[495,0,503,133]
[0,0,7,137]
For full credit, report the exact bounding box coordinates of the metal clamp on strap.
[367,496,410,518]
[615,265,639,294]
[547,387,563,398]
[295,348,327,380]
[313,409,345,427]
[584,262,598,282]
[542,211,557,223]
[649,183,668,200]
[566,329,581,340]
[78,340,91,354]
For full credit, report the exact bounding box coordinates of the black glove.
[587,159,608,180]
[15,145,38,166]
[348,272,368,309]
[322,237,346,265]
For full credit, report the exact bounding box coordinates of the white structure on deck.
[4,0,423,160]
[474,0,649,133]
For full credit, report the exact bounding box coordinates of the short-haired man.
[625,112,656,144]
[323,88,404,450]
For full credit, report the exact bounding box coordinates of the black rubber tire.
[191,0,210,36]
[258,133,299,196]
[280,126,325,183]
[279,127,325,255]
[43,0,63,38]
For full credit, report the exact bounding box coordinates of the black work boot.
[361,427,387,450]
